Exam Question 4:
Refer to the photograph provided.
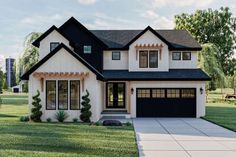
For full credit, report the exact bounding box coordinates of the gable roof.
[20,43,104,80]
[32,25,72,47]
[91,29,202,50]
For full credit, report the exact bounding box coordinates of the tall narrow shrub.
[80,90,92,122]
[30,90,42,122]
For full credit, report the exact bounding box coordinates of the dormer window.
[50,42,60,52]
[139,50,158,68]
[112,51,120,60]
[84,45,91,54]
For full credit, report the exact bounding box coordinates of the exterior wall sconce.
[200,87,203,94]
[131,88,134,94]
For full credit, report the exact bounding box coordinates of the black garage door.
[136,88,196,117]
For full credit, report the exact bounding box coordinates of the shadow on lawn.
[0,114,19,118]
[0,123,137,157]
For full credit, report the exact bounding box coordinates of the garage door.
[136,88,196,117]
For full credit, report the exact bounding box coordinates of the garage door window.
[137,89,150,98]
[167,89,180,98]
[152,89,165,98]
[182,89,195,98]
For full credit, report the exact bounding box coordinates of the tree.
[2,73,8,90]
[198,44,225,91]
[175,7,236,75]
[80,90,92,122]
[30,90,42,122]
[16,32,41,92]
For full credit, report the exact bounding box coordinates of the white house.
[21,17,210,122]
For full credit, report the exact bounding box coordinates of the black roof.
[102,69,210,81]
[21,43,103,80]
[91,28,201,50]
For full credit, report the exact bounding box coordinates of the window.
[46,81,56,110]
[182,52,191,60]
[84,45,92,54]
[70,81,80,110]
[149,51,158,68]
[137,89,150,98]
[172,52,181,60]
[139,51,148,68]
[58,80,68,110]
[112,51,120,60]
[167,89,180,98]
[50,42,60,52]
[182,89,195,98]
[152,89,165,98]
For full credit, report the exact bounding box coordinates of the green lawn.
[0,93,138,157]
[204,89,236,132]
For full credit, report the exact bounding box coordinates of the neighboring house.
[21,17,210,122]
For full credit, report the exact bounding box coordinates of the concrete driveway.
[133,118,236,157]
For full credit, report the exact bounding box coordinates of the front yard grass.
[204,89,236,132]
[0,93,138,157]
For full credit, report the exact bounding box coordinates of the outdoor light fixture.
[131,88,134,94]
[200,87,203,94]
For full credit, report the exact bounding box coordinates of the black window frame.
[83,45,92,54]
[50,42,60,52]
[182,52,191,60]
[172,52,181,60]
[149,50,158,68]
[70,80,80,110]
[46,80,56,110]
[58,80,68,110]
[139,50,149,68]
[112,51,121,60]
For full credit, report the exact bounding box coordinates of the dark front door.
[136,88,196,117]
[106,82,125,108]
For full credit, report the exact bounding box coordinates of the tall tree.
[198,44,225,91]
[0,68,3,93]
[175,7,236,75]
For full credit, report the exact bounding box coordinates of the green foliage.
[2,73,8,89]
[175,7,236,75]
[55,110,69,122]
[46,118,51,122]
[80,90,92,122]
[198,44,225,90]
[0,68,3,93]
[125,122,132,126]
[30,90,42,122]
[20,116,29,122]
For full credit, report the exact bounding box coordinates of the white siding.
[169,51,198,69]
[28,48,103,122]
[129,30,169,72]
[130,81,206,118]
[103,51,128,70]
[39,30,72,60]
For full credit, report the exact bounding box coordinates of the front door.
[106,82,125,108]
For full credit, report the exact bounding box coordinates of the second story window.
[149,51,158,68]
[84,45,92,54]
[112,51,120,60]
[139,50,158,68]
[172,52,181,60]
[50,42,60,52]
[182,52,191,60]
[139,50,148,68]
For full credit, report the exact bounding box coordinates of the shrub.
[73,118,78,123]
[125,121,132,126]
[46,118,51,122]
[103,120,122,126]
[80,90,92,122]
[20,116,29,122]
[55,110,68,122]
[30,90,42,122]
[95,121,101,126]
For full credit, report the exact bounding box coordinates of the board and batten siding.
[28,48,103,122]
[103,51,128,70]
[39,30,72,60]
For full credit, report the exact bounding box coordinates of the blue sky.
[0,0,235,68]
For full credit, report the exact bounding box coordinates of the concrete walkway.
[133,118,236,157]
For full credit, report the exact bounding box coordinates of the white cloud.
[77,0,97,5]
[149,0,213,8]
[141,10,175,29]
